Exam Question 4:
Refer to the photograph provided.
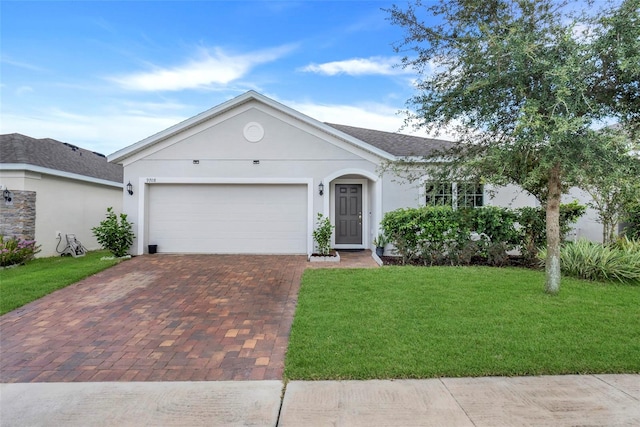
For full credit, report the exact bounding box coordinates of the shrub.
[92,207,135,257]
[1,236,41,267]
[517,201,586,263]
[381,206,468,265]
[312,213,334,255]
[621,201,640,240]
[539,239,640,285]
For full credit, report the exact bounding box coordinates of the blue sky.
[1,0,433,155]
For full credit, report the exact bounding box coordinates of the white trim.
[321,168,381,251]
[0,163,122,188]
[136,177,314,256]
[331,179,369,250]
[108,91,396,164]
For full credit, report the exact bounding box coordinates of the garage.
[147,184,308,254]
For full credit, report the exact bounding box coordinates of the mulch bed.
[380,255,534,268]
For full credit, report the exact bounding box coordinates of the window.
[457,183,484,208]
[424,182,483,208]
[425,182,453,206]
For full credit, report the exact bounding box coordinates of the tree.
[387,0,639,294]
[576,128,640,244]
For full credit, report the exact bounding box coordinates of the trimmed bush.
[539,239,640,285]
[1,236,41,267]
[92,207,135,258]
[517,201,586,263]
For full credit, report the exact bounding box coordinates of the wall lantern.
[3,189,13,203]
[126,181,133,196]
[318,181,324,196]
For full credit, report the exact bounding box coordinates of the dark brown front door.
[335,184,362,245]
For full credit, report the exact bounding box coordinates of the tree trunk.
[545,164,562,294]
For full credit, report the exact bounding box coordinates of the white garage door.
[148,184,308,254]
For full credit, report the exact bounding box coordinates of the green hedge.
[381,203,585,266]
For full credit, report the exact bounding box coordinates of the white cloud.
[110,44,296,92]
[300,57,408,76]
[15,86,34,96]
[287,99,456,141]
[0,109,184,155]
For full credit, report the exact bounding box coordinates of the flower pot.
[375,247,385,257]
[148,244,158,254]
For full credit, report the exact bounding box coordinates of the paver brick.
[1,251,376,382]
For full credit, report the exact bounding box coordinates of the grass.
[0,251,123,315]
[285,266,640,380]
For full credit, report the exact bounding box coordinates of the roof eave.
[108,91,397,164]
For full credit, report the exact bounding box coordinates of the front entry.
[335,184,362,245]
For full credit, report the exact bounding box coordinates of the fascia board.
[0,163,123,188]
[108,90,397,165]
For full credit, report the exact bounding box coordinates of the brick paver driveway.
[0,255,306,382]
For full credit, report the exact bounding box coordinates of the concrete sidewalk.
[2,375,639,426]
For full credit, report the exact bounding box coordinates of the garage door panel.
[148,184,307,254]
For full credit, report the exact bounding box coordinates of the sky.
[1,0,437,156]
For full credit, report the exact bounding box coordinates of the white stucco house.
[0,133,123,257]
[108,91,604,256]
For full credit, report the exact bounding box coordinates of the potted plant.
[373,232,388,257]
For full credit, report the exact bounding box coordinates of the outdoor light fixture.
[126,181,133,196]
[318,181,324,196]
[3,189,13,203]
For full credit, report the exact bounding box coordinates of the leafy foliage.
[517,201,587,262]
[91,207,135,258]
[622,199,640,240]
[312,213,334,256]
[575,127,640,244]
[0,236,41,267]
[539,239,640,285]
[381,204,585,266]
[386,0,640,293]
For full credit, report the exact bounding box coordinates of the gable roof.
[108,91,456,164]
[0,133,123,184]
[325,123,454,157]
[108,90,397,164]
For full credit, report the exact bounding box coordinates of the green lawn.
[0,251,123,315]
[285,266,640,380]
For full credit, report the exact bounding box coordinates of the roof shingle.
[0,133,123,183]
[325,123,455,157]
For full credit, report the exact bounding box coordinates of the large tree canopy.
[387,0,640,294]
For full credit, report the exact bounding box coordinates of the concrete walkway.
[2,374,638,426]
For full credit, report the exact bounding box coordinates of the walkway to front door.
[0,255,306,382]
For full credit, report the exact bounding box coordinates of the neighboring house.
[0,133,123,257]
[108,91,604,256]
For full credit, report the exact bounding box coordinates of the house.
[108,91,604,256]
[0,133,123,257]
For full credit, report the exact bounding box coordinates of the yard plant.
[0,236,40,267]
[285,267,640,380]
[539,239,640,285]
[92,207,135,257]
[0,250,121,315]
[312,213,334,256]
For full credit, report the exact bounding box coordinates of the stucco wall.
[119,104,382,254]
[0,170,123,257]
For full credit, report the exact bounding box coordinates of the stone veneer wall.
[0,190,36,241]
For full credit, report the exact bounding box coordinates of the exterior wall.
[0,190,36,241]
[120,104,382,255]
[380,179,606,243]
[0,170,123,257]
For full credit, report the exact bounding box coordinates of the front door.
[335,184,362,245]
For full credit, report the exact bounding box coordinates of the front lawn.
[285,266,640,380]
[0,251,122,315]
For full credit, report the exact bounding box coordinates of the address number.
[146,178,157,183]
